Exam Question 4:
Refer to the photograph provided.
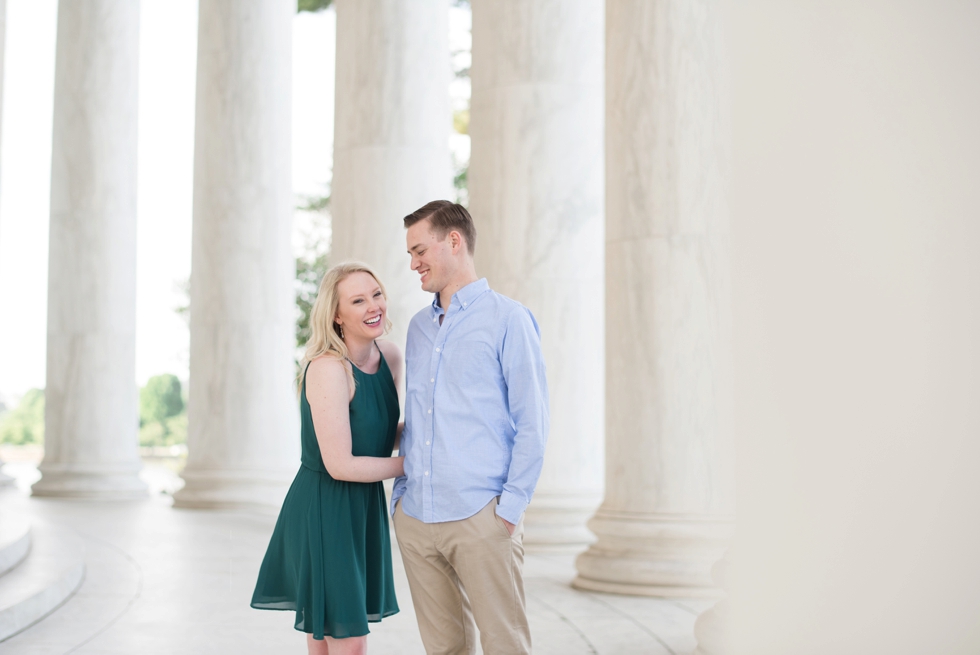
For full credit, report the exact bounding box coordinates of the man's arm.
[496,306,550,526]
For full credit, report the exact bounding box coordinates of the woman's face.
[334,271,387,343]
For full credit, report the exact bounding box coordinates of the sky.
[0,1,472,404]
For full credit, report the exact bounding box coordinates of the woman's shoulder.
[307,353,350,385]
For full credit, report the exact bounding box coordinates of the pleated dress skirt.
[251,351,400,639]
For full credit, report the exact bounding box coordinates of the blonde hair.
[298,261,393,397]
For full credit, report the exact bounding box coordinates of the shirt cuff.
[390,478,406,517]
[495,491,528,525]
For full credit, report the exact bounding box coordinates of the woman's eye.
[353,299,362,304]
[374,291,382,297]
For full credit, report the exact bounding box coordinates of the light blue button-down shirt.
[390,278,549,525]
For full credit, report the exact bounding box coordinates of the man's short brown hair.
[403,200,477,255]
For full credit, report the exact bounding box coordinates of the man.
[391,200,549,655]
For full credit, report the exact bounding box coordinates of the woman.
[251,262,404,655]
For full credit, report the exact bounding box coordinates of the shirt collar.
[430,278,490,316]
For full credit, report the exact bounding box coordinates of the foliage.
[140,375,184,426]
[139,411,187,449]
[174,278,190,325]
[295,192,331,351]
[139,375,186,447]
[453,157,469,207]
[298,0,333,12]
[0,389,45,445]
[452,108,469,135]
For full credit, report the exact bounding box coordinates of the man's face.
[406,218,454,295]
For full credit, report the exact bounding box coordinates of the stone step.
[0,520,85,642]
[0,515,31,577]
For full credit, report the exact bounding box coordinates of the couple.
[251,200,550,655]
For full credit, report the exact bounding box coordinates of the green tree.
[295,192,331,351]
[298,0,332,12]
[0,389,45,445]
[139,375,186,447]
[140,374,184,427]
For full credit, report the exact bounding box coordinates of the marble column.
[331,0,452,352]
[0,0,12,488]
[33,0,145,498]
[468,0,605,549]
[573,0,735,595]
[0,2,12,485]
[693,552,732,654]
[173,0,298,511]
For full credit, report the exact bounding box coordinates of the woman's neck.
[345,337,375,368]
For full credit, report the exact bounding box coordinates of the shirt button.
[435,347,441,353]
[430,378,434,383]
[425,441,430,445]
[463,302,467,307]
[427,409,432,414]
[424,471,429,476]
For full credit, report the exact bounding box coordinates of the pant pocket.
[490,497,513,539]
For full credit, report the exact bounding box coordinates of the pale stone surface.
[1,473,701,654]
[469,0,605,549]
[331,0,453,354]
[574,0,736,595]
[173,0,299,511]
[693,552,731,654]
[0,0,12,489]
[33,0,145,499]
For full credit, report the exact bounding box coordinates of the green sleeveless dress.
[251,348,400,639]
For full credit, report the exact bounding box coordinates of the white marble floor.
[0,464,711,655]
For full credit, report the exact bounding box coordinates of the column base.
[173,468,294,513]
[694,551,732,654]
[693,599,730,655]
[31,467,147,499]
[0,462,16,487]
[523,491,601,553]
[572,508,733,598]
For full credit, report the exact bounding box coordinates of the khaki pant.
[393,498,530,655]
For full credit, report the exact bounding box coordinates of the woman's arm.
[377,340,405,455]
[306,356,404,482]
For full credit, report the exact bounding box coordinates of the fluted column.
[573,0,735,595]
[0,0,12,489]
[469,0,605,549]
[33,0,145,498]
[173,0,298,511]
[331,0,452,351]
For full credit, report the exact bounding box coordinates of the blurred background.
[0,1,978,654]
